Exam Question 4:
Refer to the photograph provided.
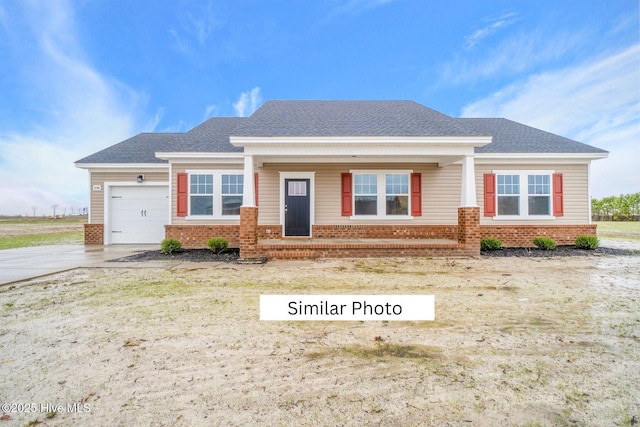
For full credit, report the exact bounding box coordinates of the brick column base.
[458,207,480,255]
[239,207,259,258]
[84,224,104,245]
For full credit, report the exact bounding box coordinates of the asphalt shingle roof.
[75,101,607,164]
[458,118,608,154]
[75,133,177,163]
[232,100,484,137]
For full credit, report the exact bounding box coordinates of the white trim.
[231,135,492,146]
[491,170,556,221]
[242,155,255,207]
[168,163,173,225]
[241,144,481,158]
[587,161,593,225]
[75,163,169,170]
[349,170,414,219]
[184,170,244,220]
[103,181,170,245]
[155,152,244,164]
[460,155,477,207]
[279,172,316,238]
[87,170,93,224]
[475,152,608,164]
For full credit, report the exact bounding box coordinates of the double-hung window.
[190,174,214,215]
[497,174,520,215]
[527,175,551,215]
[187,171,243,218]
[494,171,553,218]
[351,171,412,218]
[385,174,409,215]
[354,174,378,215]
[221,174,244,216]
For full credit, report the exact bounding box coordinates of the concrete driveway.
[0,244,157,286]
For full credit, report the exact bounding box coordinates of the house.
[75,100,608,258]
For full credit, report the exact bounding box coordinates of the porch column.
[460,155,477,207]
[240,154,259,259]
[242,155,256,207]
[458,155,480,255]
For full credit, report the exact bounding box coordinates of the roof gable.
[232,100,483,137]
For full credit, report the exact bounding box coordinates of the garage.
[108,185,169,244]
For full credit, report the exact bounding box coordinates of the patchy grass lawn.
[1,256,638,426]
[0,217,85,250]
[596,221,640,240]
[0,232,84,250]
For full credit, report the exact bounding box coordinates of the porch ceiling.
[255,154,464,167]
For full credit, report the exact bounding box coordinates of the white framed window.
[385,174,409,215]
[354,174,378,215]
[221,174,244,216]
[187,170,243,218]
[494,170,554,219]
[351,170,412,219]
[190,174,214,215]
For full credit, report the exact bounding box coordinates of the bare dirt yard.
[0,218,85,238]
[1,243,639,426]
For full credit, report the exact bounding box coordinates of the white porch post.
[460,155,478,207]
[242,155,255,207]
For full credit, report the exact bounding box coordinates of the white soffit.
[474,152,609,164]
[154,152,244,164]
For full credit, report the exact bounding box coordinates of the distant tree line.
[592,193,640,221]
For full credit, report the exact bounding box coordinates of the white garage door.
[109,186,169,244]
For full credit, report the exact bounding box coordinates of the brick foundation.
[312,224,458,240]
[165,225,240,249]
[261,242,476,259]
[257,225,283,240]
[84,224,104,245]
[480,224,597,247]
[158,219,596,257]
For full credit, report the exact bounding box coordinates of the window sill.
[492,215,556,221]
[185,215,241,220]
[349,216,414,221]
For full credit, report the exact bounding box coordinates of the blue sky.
[0,0,638,216]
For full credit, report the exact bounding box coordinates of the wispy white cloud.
[462,44,640,198]
[233,87,263,117]
[464,12,518,49]
[442,28,587,85]
[0,1,146,216]
[169,4,221,55]
[203,104,220,121]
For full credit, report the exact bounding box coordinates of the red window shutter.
[341,173,353,216]
[254,173,259,207]
[553,173,564,216]
[484,173,496,217]
[411,172,422,216]
[177,173,188,217]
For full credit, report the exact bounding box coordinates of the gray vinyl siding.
[475,164,590,225]
[89,171,169,224]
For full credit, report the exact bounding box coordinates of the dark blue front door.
[284,179,310,237]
